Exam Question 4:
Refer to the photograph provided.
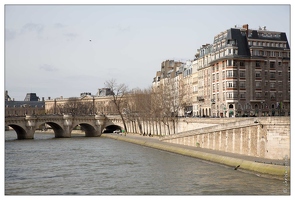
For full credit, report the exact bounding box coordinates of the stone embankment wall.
[161,117,290,160]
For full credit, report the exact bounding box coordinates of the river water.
[5,131,289,195]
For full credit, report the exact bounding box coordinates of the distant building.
[5,91,45,116]
[24,93,39,101]
[96,88,113,96]
[80,92,92,97]
[5,90,12,101]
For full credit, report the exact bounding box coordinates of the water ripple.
[5,131,289,195]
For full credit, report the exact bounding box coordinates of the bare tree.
[58,97,93,115]
[104,79,128,132]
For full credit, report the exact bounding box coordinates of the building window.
[228,60,232,66]
[255,92,261,98]
[253,50,259,56]
[240,61,244,66]
[227,70,233,77]
[278,71,282,76]
[256,61,260,67]
[263,51,267,56]
[240,93,245,99]
[227,92,233,99]
[270,72,276,78]
[240,82,245,88]
[256,81,261,88]
[270,62,275,69]
[240,71,245,78]
[270,82,275,88]
[278,82,283,87]
[255,72,261,77]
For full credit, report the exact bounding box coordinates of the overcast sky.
[4,3,291,100]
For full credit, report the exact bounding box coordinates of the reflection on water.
[5,131,289,195]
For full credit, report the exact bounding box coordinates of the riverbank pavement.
[101,132,290,180]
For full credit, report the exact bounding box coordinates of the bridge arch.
[6,124,27,139]
[74,123,100,137]
[103,125,122,133]
[44,122,65,138]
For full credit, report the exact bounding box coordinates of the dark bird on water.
[234,165,240,170]
[89,40,91,42]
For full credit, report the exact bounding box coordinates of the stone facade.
[161,117,290,160]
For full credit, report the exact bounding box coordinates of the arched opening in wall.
[44,122,64,138]
[6,124,27,139]
[36,123,50,131]
[103,125,122,134]
[33,122,59,139]
[73,123,97,137]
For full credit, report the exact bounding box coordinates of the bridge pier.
[59,114,73,138]
[23,115,37,139]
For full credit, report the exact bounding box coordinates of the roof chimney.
[242,24,249,37]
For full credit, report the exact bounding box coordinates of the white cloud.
[21,22,44,34]
[39,64,58,72]
[54,23,66,29]
[5,28,17,40]
[64,32,78,41]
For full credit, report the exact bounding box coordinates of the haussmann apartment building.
[153,24,290,118]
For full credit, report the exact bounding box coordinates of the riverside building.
[153,24,290,117]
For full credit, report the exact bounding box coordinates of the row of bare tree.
[52,78,190,135]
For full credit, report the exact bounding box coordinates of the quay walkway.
[101,133,290,180]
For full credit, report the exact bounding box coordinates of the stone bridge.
[5,114,125,139]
